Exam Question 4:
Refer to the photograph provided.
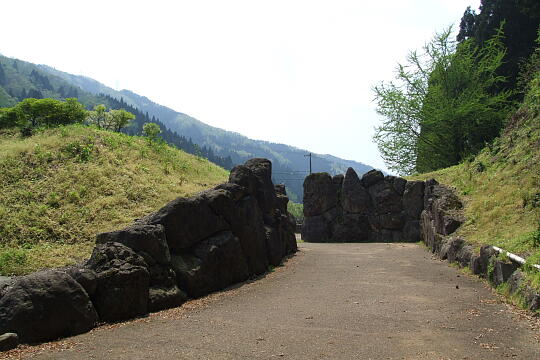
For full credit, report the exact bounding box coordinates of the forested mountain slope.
[39,65,374,201]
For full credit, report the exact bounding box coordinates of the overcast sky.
[1,0,479,171]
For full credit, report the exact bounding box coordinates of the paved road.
[10,243,540,359]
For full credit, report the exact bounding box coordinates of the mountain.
[0,55,233,169]
[0,54,375,201]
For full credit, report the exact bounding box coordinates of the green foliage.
[86,104,135,132]
[0,248,28,276]
[374,26,513,175]
[0,98,86,131]
[287,202,304,221]
[142,122,162,142]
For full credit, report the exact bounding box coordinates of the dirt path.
[6,243,540,359]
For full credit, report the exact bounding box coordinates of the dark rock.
[507,270,524,294]
[0,333,18,352]
[172,231,249,298]
[274,184,289,214]
[332,214,370,242]
[0,270,98,343]
[148,286,187,312]
[361,169,384,187]
[332,174,344,187]
[265,225,285,266]
[392,177,407,195]
[441,215,463,236]
[204,188,269,275]
[233,158,276,216]
[341,168,371,215]
[96,224,171,265]
[471,245,497,276]
[65,267,97,296]
[403,181,425,220]
[492,259,520,286]
[368,180,402,214]
[301,215,331,242]
[141,194,229,252]
[439,237,465,261]
[524,287,540,311]
[214,183,249,202]
[378,212,405,230]
[402,220,421,242]
[303,173,338,217]
[456,245,474,268]
[85,242,150,322]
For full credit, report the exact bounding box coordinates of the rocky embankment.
[0,158,297,349]
[421,179,540,311]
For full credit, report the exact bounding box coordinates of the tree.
[108,109,135,132]
[86,104,107,128]
[142,122,161,142]
[457,0,540,95]
[373,26,512,175]
[86,105,134,132]
[0,98,87,130]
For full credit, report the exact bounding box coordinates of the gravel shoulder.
[4,242,540,359]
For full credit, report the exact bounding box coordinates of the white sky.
[1,0,479,171]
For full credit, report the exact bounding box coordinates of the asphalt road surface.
[9,243,540,359]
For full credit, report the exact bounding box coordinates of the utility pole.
[304,153,312,174]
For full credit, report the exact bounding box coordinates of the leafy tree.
[86,105,134,132]
[142,122,161,142]
[108,109,135,132]
[457,0,540,95]
[373,26,513,175]
[0,98,87,130]
[86,104,107,128]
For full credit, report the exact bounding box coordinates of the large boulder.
[403,181,425,220]
[368,179,402,214]
[96,224,171,265]
[140,194,229,252]
[229,158,277,216]
[265,225,285,266]
[341,168,371,215]
[85,242,150,322]
[361,169,384,188]
[0,270,98,343]
[203,188,269,275]
[303,173,338,217]
[274,184,289,214]
[171,231,249,298]
[147,264,187,312]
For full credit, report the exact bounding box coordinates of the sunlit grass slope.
[411,106,540,285]
[0,125,229,275]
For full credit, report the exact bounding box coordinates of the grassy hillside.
[0,125,228,275]
[411,94,540,286]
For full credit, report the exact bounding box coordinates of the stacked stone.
[302,168,425,243]
[0,158,297,345]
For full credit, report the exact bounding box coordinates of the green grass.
[410,103,540,289]
[0,124,229,275]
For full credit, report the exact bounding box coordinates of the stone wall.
[302,168,425,242]
[421,179,540,311]
[0,158,297,347]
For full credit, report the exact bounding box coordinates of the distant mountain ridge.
[1,55,375,201]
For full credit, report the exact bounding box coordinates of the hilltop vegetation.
[0,124,228,275]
